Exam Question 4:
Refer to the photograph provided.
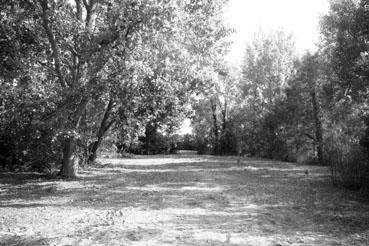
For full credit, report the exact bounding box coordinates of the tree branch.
[39,0,67,88]
[85,0,96,32]
[305,133,316,141]
[82,0,89,8]
[75,0,83,20]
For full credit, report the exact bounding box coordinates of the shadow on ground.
[1,154,369,245]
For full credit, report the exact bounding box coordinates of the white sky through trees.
[225,0,330,65]
[179,0,329,135]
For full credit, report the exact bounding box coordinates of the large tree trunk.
[61,137,79,178]
[311,90,324,164]
[88,99,115,163]
[144,122,158,154]
[60,97,90,178]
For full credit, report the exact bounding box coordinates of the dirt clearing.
[1,154,369,245]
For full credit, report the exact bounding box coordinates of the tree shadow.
[0,235,50,246]
[1,155,369,245]
[0,172,50,185]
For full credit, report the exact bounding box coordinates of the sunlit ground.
[1,154,369,245]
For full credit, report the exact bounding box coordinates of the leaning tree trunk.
[88,138,102,163]
[88,99,115,163]
[88,120,115,163]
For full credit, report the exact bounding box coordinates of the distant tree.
[239,29,296,158]
[283,53,325,163]
[241,29,295,111]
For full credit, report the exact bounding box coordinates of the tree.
[191,64,242,155]
[321,0,369,104]
[126,0,232,155]
[284,53,325,163]
[0,1,61,171]
[241,29,296,111]
[239,29,296,158]
[0,0,231,177]
[35,0,179,177]
[316,0,369,187]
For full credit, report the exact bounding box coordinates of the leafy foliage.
[0,0,231,176]
[190,0,369,191]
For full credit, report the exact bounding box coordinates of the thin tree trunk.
[220,99,227,154]
[221,99,227,132]
[88,120,115,162]
[75,0,83,20]
[39,0,67,88]
[88,110,115,163]
[236,136,242,164]
[88,99,115,163]
[210,98,219,154]
[84,0,97,33]
[311,90,324,164]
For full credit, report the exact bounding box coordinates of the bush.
[196,140,211,155]
[117,131,178,155]
[325,142,369,190]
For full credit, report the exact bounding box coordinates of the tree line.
[190,0,369,190]
[1,0,369,191]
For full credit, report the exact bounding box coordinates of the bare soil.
[1,154,369,246]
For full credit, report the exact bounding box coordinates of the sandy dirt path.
[1,154,369,246]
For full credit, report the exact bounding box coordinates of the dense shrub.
[177,134,197,151]
[325,134,369,190]
[117,132,177,155]
[0,85,61,172]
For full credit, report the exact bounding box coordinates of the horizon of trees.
[188,0,369,190]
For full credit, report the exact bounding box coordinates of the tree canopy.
[0,0,231,177]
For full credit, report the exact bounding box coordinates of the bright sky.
[178,0,330,135]
[225,0,330,65]
[177,118,192,135]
